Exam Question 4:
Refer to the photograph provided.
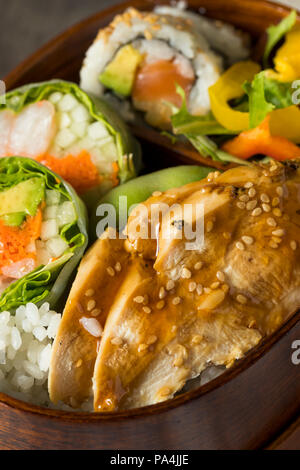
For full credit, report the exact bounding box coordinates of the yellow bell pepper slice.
[209,61,261,132]
[266,28,300,82]
[270,105,300,144]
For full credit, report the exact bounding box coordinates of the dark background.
[0,0,121,77]
[0,0,297,78]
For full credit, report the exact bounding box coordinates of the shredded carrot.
[0,209,42,274]
[111,162,119,187]
[222,116,300,161]
[37,151,101,194]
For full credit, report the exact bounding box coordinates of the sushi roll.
[0,157,88,312]
[80,7,250,130]
[0,81,141,202]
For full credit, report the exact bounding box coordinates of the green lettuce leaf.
[264,78,294,108]
[171,85,236,136]
[0,157,88,312]
[244,72,294,128]
[1,80,142,196]
[263,10,297,67]
[188,135,252,166]
[169,86,250,166]
[243,72,275,128]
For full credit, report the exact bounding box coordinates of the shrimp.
[8,101,56,158]
[0,110,14,157]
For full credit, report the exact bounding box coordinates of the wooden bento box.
[1,0,300,450]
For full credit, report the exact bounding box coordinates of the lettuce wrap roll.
[0,157,88,312]
[0,80,141,203]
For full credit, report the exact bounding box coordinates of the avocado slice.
[99,45,143,97]
[0,177,45,226]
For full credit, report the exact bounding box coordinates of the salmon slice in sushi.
[0,157,88,312]
[80,7,250,130]
[0,81,141,202]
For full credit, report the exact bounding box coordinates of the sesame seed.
[276,187,283,197]
[91,308,101,317]
[85,289,94,297]
[134,296,144,304]
[269,240,278,249]
[152,191,162,197]
[222,284,229,293]
[242,236,254,245]
[147,335,157,345]
[138,344,148,352]
[252,207,262,217]
[76,359,83,368]
[248,320,257,329]
[195,284,202,295]
[181,267,192,279]
[211,281,220,289]
[239,194,249,202]
[191,335,202,345]
[236,294,247,304]
[248,188,256,198]
[115,262,122,272]
[206,221,214,232]
[143,306,151,314]
[244,182,253,188]
[172,297,181,305]
[87,300,96,312]
[290,240,297,251]
[272,197,280,207]
[223,232,231,240]
[107,266,115,277]
[156,300,165,310]
[236,241,245,250]
[166,280,175,290]
[158,386,172,397]
[194,261,203,270]
[273,208,282,217]
[144,30,153,40]
[204,287,212,294]
[272,229,285,237]
[159,287,166,299]
[111,337,122,345]
[261,193,270,203]
[216,271,225,282]
[272,236,282,244]
[188,281,197,292]
[262,204,271,213]
[237,202,246,210]
[267,217,277,227]
[173,356,184,367]
[246,200,257,211]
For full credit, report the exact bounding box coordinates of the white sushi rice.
[0,302,61,407]
[154,5,250,65]
[48,92,118,176]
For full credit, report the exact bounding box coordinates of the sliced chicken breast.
[49,159,300,411]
